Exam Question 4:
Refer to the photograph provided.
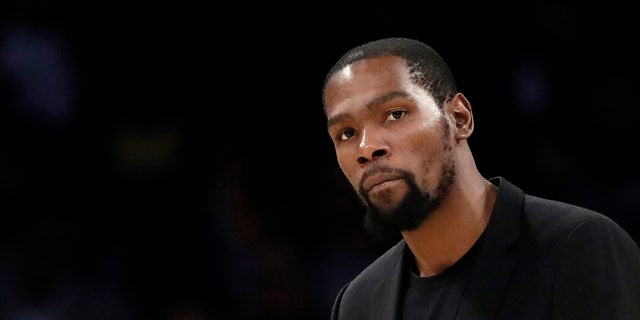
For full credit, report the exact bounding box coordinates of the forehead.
[324,56,415,114]
[333,54,409,80]
[326,56,409,96]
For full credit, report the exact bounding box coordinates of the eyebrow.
[326,91,410,128]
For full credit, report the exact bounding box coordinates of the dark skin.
[324,55,498,277]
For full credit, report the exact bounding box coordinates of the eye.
[339,128,356,141]
[386,109,407,121]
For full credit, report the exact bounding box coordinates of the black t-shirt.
[400,239,480,320]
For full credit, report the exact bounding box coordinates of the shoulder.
[522,194,638,251]
[524,194,618,232]
[525,198,640,318]
[524,195,602,225]
[491,177,633,244]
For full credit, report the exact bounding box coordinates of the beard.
[358,157,456,242]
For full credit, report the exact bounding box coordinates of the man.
[322,37,640,319]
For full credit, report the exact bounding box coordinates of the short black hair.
[322,37,458,111]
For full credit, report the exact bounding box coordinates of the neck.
[401,173,496,277]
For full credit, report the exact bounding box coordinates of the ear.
[446,93,474,139]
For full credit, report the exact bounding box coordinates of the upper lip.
[362,173,403,192]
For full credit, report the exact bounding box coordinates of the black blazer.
[331,177,640,320]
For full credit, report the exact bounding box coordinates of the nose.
[356,130,390,164]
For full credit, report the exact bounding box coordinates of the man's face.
[324,56,456,238]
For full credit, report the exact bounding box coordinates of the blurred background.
[1,1,640,319]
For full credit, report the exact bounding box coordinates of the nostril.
[372,149,387,158]
[357,157,368,164]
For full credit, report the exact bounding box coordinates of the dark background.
[1,1,640,319]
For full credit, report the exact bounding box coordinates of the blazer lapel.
[370,241,408,320]
[457,177,523,320]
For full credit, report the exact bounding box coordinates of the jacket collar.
[456,176,522,319]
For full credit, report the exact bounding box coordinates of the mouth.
[362,173,403,193]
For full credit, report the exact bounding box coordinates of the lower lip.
[369,179,401,192]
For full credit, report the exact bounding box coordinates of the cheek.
[406,132,446,183]
[416,156,439,187]
[406,132,440,161]
[336,152,361,188]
